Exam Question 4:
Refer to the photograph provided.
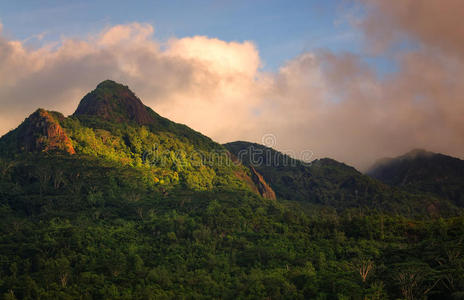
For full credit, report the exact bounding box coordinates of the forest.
[0,81,463,299]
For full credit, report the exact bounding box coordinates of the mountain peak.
[367,149,464,207]
[403,148,434,159]
[96,79,121,89]
[3,108,76,155]
[73,80,156,125]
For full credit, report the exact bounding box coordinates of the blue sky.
[0,0,384,72]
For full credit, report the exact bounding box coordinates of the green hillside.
[224,141,458,216]
[0,81,463,299]
[1,153,463,299]
[0,81,251,192]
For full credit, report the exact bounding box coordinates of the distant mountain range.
[225,141,461,215]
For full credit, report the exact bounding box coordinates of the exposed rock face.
[17,109,75,154]
[229,151,276,200]
[74,80,155,125]
[249,166,276,200]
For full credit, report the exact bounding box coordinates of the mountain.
[367,149,464,207]
[224,141,458,215]
[74,80,156,125]
[73,80,221,151]
[0,108,75,155]
[0,81,463,299]
[0,80,277,198]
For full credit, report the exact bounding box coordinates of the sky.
[0,0,366,71]
[0,0,463,170]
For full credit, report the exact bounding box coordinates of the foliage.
[224,141,459,216]
[0,82,463,298]
[0,154,463,298]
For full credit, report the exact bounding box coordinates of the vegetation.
[224,142,459,216]
[368,149,464,208]
[0,81,462,299]
[61,116,245,192]
[1,154,464,299]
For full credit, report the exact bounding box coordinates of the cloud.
[1,2,464,171]
[0,22,265,148]
[254,0,464,169]
[360,0,464,57]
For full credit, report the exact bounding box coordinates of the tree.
[36,164,52,196]
[355,257,374,283]
[396,264,440,300]
[0,158,14,180]
[52,167,65,190]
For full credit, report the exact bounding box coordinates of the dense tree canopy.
[0,81,462,299]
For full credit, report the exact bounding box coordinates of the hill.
[0,81,272,195]
[74,80,157,125]
[367,149,464,207]
[224,141,458,215]
[0,81,463,299]
[0,109,75,155]
[73,80,222,152]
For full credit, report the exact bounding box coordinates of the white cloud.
[0,6,463,170]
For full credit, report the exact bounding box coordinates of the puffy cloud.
[98,23,155,47]
[0,22,265,147]
[167,36,260,78]
[1,1,464,171]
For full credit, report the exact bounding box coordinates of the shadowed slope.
[224,141,458,215]
[368,149,464,207]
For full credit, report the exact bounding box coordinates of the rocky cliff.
[16,109,75,154]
